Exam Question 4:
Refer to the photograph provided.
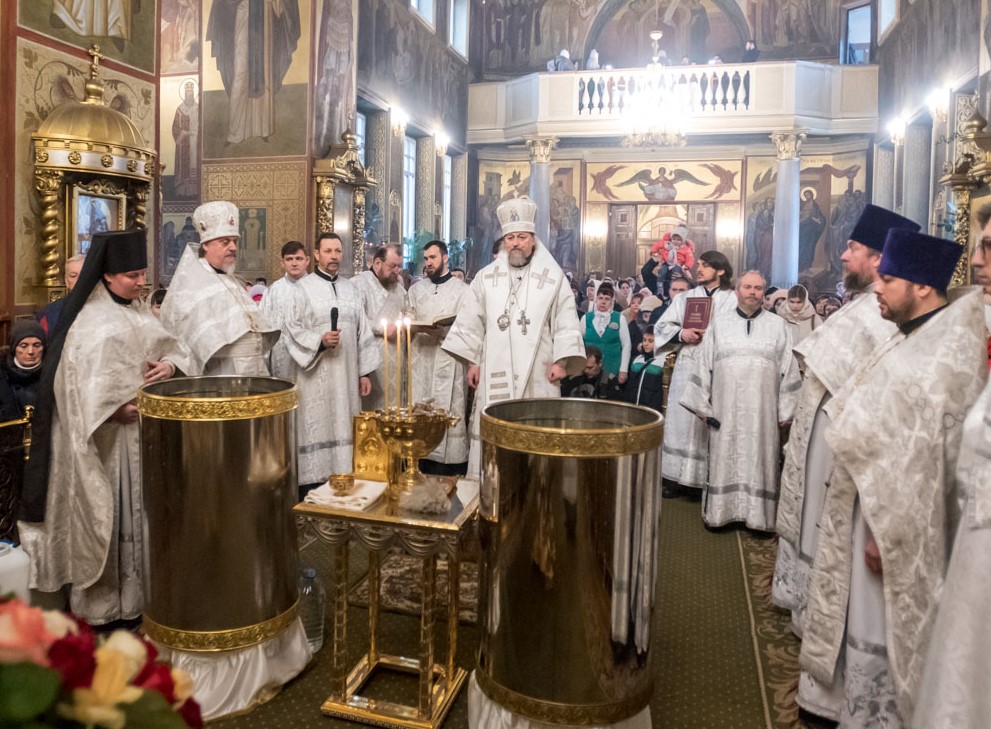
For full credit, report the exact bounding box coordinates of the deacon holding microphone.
[282,232,380,498]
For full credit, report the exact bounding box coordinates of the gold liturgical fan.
[31,45,157,298]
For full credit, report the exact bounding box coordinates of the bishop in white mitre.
[443,195,586,478]
[161,201,279,375]
[283,233,381,487]
[407,240,470,471]
[261,240,311,380]
[352,244,407,411]
[652,250,736,493]
[681,270,800,531]
[772,205,918,638]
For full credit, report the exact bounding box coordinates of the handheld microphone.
[330,307,339,331]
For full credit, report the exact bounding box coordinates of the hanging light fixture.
[621,8,688,148]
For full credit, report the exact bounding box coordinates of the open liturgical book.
[408,313,457,328]
[682,297,713,330]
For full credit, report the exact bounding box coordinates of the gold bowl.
[376,404,460,497]
[329,473,356,495]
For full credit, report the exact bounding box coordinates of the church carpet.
[213,498,827,729]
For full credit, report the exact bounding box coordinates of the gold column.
[940,102,987,286]
[133,185,149,230]
[316,175,337,237]
[352,186,367,273]
[34,169,64,288]
[949,183,974,287]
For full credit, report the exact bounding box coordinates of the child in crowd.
[649,226,695,297]
[621,330,664,413]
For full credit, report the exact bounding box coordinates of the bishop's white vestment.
[680,307,800,530]
[284,272,381,484]
[800,289,988,727]
[407,274,470,464]
[352,270,406,412]
[19,286,195,624]
[773,286,898,636]
[161,245,278,375]
[652,286,736,490]
[914,379,991,729]
[260,275,303,381]
[442,242,586,478]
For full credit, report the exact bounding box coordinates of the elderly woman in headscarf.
[2,321,47,416]
[778,284,822,345]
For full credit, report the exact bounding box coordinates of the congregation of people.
[6,189,991,728]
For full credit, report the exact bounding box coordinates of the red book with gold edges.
[682,297,713,330]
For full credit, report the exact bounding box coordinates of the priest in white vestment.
[652,250,736,496]
[773,205,919,644]
[913,213,991,729]
[352,244,406,411]
[442,195,586,479]
[161,201,279,375]
[681,270,800,530]
[407,240,470,473]
[261,239,310,380]
[283,233,380,490]
[800,229,988,728]
[19,230,195,624]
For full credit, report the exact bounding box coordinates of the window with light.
[403,136,417,242]
[449,0,469,57]
[411,0,434,25]
[442,154,452,242]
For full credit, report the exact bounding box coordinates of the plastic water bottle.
[0,542,30,602]
[299,567,326,653]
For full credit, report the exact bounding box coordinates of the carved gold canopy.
[31,46,157,295]
[313,130,378,274]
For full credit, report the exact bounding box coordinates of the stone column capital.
[770,131,807,160]
[525,136,559,164]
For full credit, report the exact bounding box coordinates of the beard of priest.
[372,246,402,286]
[199,233,238,274]
[503,230,536,268]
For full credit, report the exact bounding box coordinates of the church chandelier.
[621,30,689,149]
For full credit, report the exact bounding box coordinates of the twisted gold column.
[950,185,972,287]
[316,176,336,236]
[35,170,64,287]
[352,186,367,273]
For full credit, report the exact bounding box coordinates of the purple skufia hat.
[849,204,920,251]
[878,228,962,290]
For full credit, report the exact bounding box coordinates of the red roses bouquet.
[0,597,202,729]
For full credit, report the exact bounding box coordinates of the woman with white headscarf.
[778,284,822,345]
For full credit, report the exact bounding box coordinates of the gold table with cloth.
[294,490,478,729]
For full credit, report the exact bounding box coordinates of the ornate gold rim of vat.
[475,669,653,725]
[480,401,663,457]
[137,386,298,421]
[143,601,298,652]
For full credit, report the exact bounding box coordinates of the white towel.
[303,479,387,511]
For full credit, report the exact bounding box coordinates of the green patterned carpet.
[215,498,824,729]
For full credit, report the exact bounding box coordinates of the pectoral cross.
[531,267,554,290]
[517,310,530,335]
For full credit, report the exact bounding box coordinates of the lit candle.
[395,319,403,410]
[380,318,389,411]
[404,317,412,411]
